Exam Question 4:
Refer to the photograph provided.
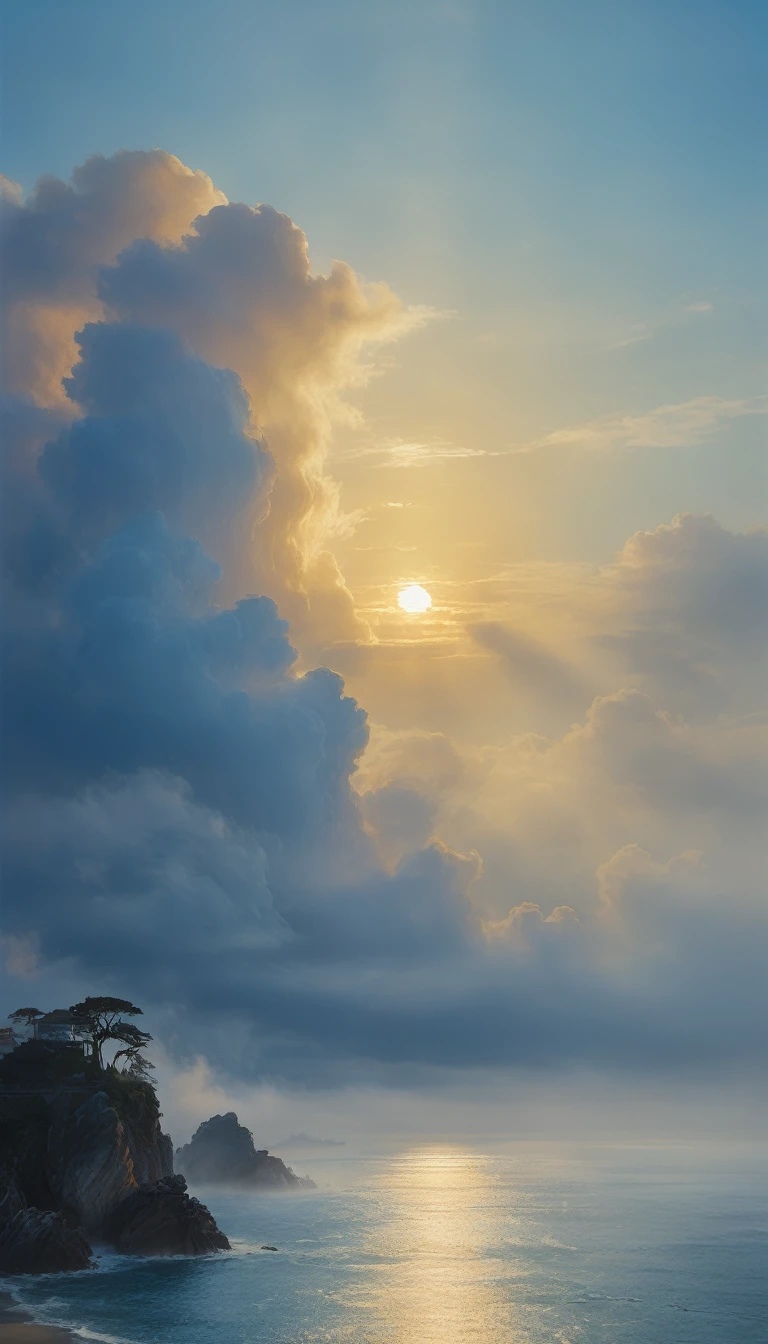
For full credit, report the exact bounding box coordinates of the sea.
[4,1142,767,1343]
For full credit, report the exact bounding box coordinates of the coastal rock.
[176,1112,316,1189]
[0,1159,94,1274]
[153,1130,175,1184]
[0,1163,27,1226]
[46,1091,137,1231]
[0,1206,94,1275]
[0,1052,230,1270]
[46,1089,174,1232]
[103,1174,230,1255]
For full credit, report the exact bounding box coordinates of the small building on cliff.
[35,1010,88,1051]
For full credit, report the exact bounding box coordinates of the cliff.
[0,1044,228,1272]
[0,1164,93,1273]
[176,1112,316,1189]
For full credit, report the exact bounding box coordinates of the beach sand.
[0,1329,75,1343]
[0,1293,75,1343]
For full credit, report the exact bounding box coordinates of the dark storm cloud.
[2,772,287,972]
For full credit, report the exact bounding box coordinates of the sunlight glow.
[398,584,432,614]
[367,1148,523,1342]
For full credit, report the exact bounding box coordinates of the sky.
[1,0,766,1143]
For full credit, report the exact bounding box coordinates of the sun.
[398,584,432,614]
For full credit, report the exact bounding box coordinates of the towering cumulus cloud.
[2,152,420,648]
[1,151,225,406]
[1,151,766,1092]
[97,193,420,647]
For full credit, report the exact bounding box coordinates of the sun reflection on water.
[361,1147,529,1343]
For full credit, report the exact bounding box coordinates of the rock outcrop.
[47,1089,173,1231]
[46,1091,141,1231]
[103,1174,230,1255]
[176,1112,315,1189]
[0,1165,94,1274]
[0,1059,230,1271]
[0,1206,94,1274]
[0,1163,26,1227]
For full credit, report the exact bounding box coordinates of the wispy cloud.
[604,297,714,351]
[608,328,652,350]
[335,437,490,468]
[352,544,417,552]
[511,395,768,454]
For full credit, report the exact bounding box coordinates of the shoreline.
[0,1293,75,1344]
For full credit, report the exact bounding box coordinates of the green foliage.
[111,1021,152,1069]
[69,997,149,1069]
[8,1007,43,1025]
[0,1045,162,1163]
[126,1053,155,1082]
[0,995,157,1153]
[70,997,143,1020]
[101,1069,161,1148]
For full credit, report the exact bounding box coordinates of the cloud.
[604,298,714,351]
[1,150,225,405]
[615,514,768,643]
[2,151,429,653]
[97,195,427,647]
[513,395,768,453]
[336,437,488,468]
[0,933,40,980]
[1,148,766,1095]
[360,783,437,868]
[2,773,287,979]
[41,321,272,556]
[3,512,368,855]
[606,325,654,351]
[595,844,702,913]
[482,901,578,941]
[600,513,768,719]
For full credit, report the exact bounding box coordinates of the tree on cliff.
[8,1007,43,1028]
[126,1053,155,1081]
[69,997,149,1069]
[112,1022,153,1072]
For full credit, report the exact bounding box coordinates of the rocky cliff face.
[176,1112,316,1189]
[0,1067,229,1273]
[47,1089,173,1231]
[0,1164,94,1274]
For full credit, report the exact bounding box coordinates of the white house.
[35,1010,88,1050]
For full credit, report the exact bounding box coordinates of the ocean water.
[5,1142,767,1343]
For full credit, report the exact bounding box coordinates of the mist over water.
[7,1142,767,1343]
